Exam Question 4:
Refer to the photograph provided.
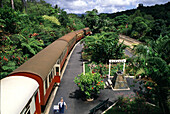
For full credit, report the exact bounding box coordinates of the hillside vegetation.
[0,0,85,79]
[0,1,169,113]
[82,3,170,114]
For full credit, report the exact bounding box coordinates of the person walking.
[58,97,67,113]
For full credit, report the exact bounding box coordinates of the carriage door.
[54,64,60,76]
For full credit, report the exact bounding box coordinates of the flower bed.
[85,62,124,77]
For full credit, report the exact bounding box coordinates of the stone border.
[112,88,130,91]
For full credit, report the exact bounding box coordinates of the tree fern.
[18,34,44,55]
[21,42,36,55]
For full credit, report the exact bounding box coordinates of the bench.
[89,98,109,114]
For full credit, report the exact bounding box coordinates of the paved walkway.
[49,43,140,114]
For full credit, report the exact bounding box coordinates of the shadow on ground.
[69,89,100,101]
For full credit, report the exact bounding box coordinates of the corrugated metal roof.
[10,40,68,80]
[58,32,76,43]
[75,29,84,34]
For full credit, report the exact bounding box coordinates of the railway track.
[119,34,141,55]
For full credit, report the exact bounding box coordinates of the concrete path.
[49,43,140,114]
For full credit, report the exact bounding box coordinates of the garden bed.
[83,62,130,90]
[104,96,162,114]
[84,62,124,76]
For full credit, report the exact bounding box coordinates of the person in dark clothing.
[58,97,67,113]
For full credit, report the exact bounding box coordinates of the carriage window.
[45,78,48,90]
[30,95,36,114]
[38,89,41,102]
[21,106,30,114]
[49,71,53,83]
[21,99,31,114]
[25,108,30,114]
[49,72,51,83]
[56,67,59,76]
[51,70,53,79]
[56,67,59,72]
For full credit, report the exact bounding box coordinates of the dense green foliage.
[83,9,116,33]
[81,2,170,113]
[83,3,170,41]
[0,0,85,79]
[127,36,170,113]
[1,1,169,113]
[81,32,126,63]
[108,3,169,41]
[105,95,162,114]
[106,2,170,22]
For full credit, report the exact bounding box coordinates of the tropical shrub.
[83,9,100,33]
[42,15,61,26]
[81,32,127,63]
[127,40,170,113]
[105,95,162,114]
[0,0,85,80]
[27,1,52,16]
[0,6,19,33]
[74,72,105,99]
[0,41,28,79]
[68,15,85,31]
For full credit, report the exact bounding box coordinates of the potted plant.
[74,72,105,101]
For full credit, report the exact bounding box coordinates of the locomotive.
[1,27,91,114]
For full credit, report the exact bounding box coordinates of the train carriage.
[83,27,91,35]
[75,29,85,41]
[9,40,68,111]
[58,32,76,52]
[1,76,40,114]
[2,27,91,113]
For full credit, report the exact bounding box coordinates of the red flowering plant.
[88,62,123,77]
[74,72,105,99]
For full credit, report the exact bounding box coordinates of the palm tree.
[148,35,170,63]
[11,0,14,9]
[14,34,44,56]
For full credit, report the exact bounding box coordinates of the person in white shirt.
[58,97,67,113]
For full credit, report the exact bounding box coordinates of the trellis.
[108,59,126,79]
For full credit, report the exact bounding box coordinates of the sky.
[44,0,170,14]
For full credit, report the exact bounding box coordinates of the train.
[1,27,91,114]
